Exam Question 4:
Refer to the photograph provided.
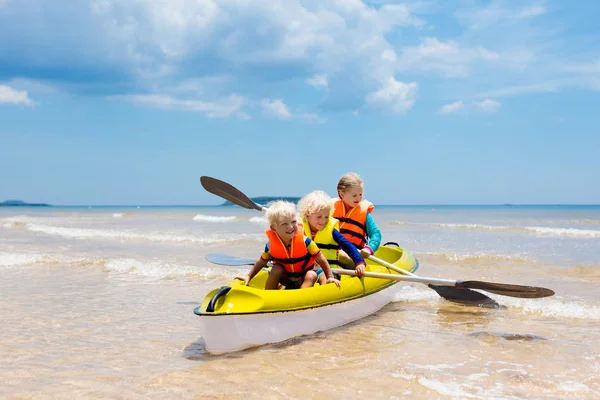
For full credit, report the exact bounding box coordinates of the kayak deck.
[195,245,418,315]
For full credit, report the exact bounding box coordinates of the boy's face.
[271,214,298,242]
[307,209,329,231]
[339,186,363,208]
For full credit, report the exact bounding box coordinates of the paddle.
[205,253,554,299]
[367,254,500,307]
[200,176,555,301]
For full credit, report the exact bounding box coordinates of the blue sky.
[1,0,599,205]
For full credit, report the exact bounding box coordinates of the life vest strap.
[315,243,338,250]
[336,217,366,231]
[271,253,312,265]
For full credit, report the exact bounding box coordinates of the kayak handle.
[206,286,232,312]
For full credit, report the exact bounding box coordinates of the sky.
[1,0,599,206]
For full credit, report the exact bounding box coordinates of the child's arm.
[332,229,366,277]
[315,253,341,287]
[235,256,269,286]
[362,213,382,257]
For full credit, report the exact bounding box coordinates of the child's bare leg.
[317,270,327,286]
[338,250,356,269]
[266,264,285,290]
[301,270,318,288]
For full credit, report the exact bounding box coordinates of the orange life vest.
[265,227,315,276]
[332,199,374,248]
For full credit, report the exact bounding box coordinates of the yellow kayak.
[195,244,418,353]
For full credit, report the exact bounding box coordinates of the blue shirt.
[332,229,365,266]
[365,213,381,252]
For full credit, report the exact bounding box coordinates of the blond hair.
[298,190,332,219]
[265,200,297,226]
[337,172,364,194]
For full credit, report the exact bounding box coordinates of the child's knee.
[305,270,317,280]
[270,263,285,276]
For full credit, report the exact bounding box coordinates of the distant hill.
[1,199,51,207]
[221,196,300,206]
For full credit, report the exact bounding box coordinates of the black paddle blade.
[206,253,255,266]
[200,176,263,211]
[428,285,503,308]
[457,281,555,299]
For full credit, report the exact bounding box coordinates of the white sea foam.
[104,258,246,279]
[0,251,103,267]
[390,284,440,303]
[523,226,600,237]
[499,296,600,320]
[192,214,237,222]
[416,251,535,265]
[112,213,131,218]
[14,222,262,244]
[392,220,600,238]
[417,377,478,398]
[0,251,246,279]
[249,216,267,224]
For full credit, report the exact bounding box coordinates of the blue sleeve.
[332,229,365,265]
[365,213,381,252]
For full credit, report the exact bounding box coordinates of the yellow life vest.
[302,217,340,266]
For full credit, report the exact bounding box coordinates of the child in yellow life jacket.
[235,201,340,290]
[298,190,366,284]
[332,173,382,268]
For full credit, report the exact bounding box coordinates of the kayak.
[195,244,419,354]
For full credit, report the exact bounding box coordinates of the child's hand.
[235,274,250,286]
[326,276,341,287]
[355,263,365,277]
[359,247,373,258]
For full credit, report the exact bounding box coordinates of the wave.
[390,282,600,321]
[192,214,237,222]
[249,216,267,224]
[391,221,600,238]
[415,251,536,267]
[112,213,132,218]
[5,221,263,244]
[0,252,105,267]
[0,251,247,279]
[504,296,600,320]
[104,258,247,279]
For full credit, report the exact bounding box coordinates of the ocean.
[1,205,599,399]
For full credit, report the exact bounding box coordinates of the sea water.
[1,205,599,399]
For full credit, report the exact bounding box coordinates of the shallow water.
[1,205,599,399]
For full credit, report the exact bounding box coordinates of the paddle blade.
[428,285,503,309]
[457,281,555,299]
[206,253,255,266]
[200,176,264,211]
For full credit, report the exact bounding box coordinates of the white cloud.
[366,76,417,114]
[474,98,501,112]
[0,84,36,105]
[397,37,501,77]
[456,2,547,30]
[124,93,246,118]
[567,60,600,74]
[439,101,465,114]
[305,74,328,88]
[260,98,291,119]
[302,113,327,124]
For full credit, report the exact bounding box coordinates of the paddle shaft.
[335,268,458,285]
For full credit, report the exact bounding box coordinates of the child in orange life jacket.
[332,173,382,268]
[298,190,366,285]
[235,201,340,290]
